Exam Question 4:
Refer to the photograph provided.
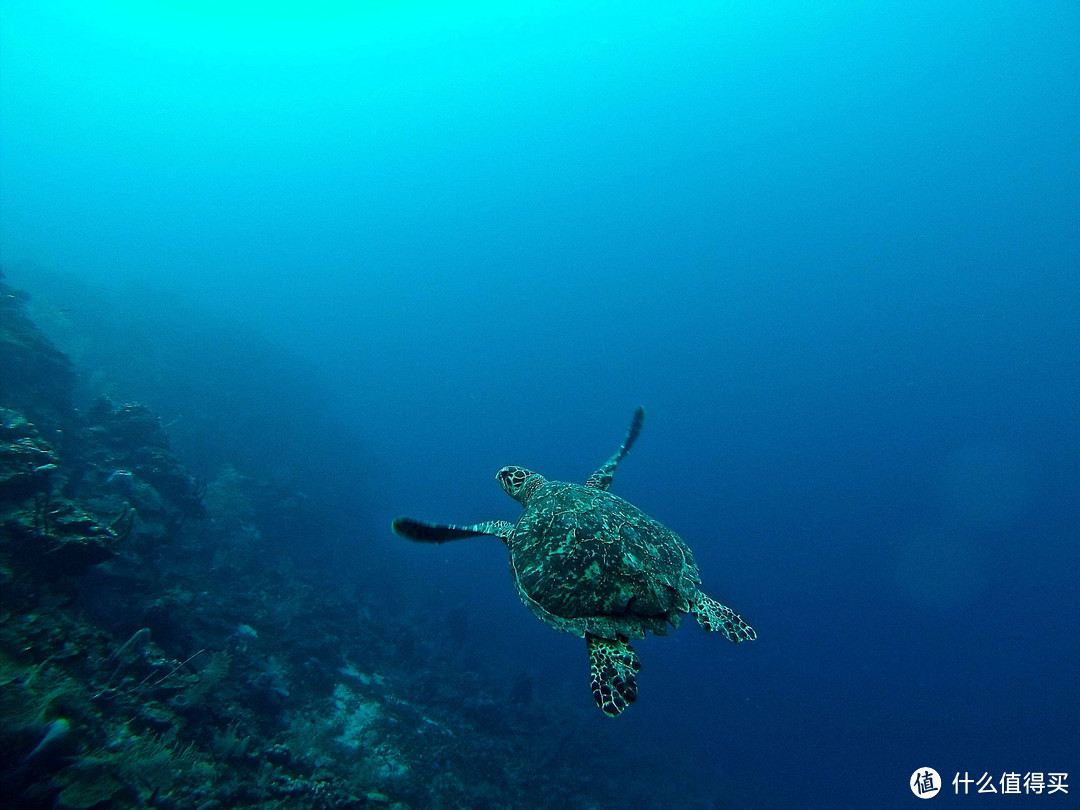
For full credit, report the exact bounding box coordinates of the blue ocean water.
[2,1,1077,806]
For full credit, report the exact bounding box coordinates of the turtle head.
[496,466,546,506]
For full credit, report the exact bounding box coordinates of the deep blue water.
[2,1,1078,806]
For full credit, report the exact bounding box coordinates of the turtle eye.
[506,470,526,494]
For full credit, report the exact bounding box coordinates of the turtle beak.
[495,467,514,493]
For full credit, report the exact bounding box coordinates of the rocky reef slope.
[2,271,722,810]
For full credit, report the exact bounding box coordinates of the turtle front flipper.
[585,406,645,491]
[587,635,641,717]
[690,592,757,642]
[392,518,513,543]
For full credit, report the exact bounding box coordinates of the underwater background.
[1,1,1078,807]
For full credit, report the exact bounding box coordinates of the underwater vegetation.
[0,271,738,809]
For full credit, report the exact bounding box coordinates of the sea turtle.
[392,407,755,717]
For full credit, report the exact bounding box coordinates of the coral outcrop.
[0,271,717,809]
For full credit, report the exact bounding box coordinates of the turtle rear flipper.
[587,635,641,717]
[392,517,513,543]
[690,593,757,642]
[585,406,645,491]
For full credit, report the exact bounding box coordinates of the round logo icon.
[911,767,941,799]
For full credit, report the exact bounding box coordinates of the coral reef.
[0,272,719,809]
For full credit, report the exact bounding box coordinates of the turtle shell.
[506,480,701,640]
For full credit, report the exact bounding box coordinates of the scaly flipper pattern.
[585,406,645,491]
[392,518,513,543]
[691,593,757,642]
[587,635,641,717]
